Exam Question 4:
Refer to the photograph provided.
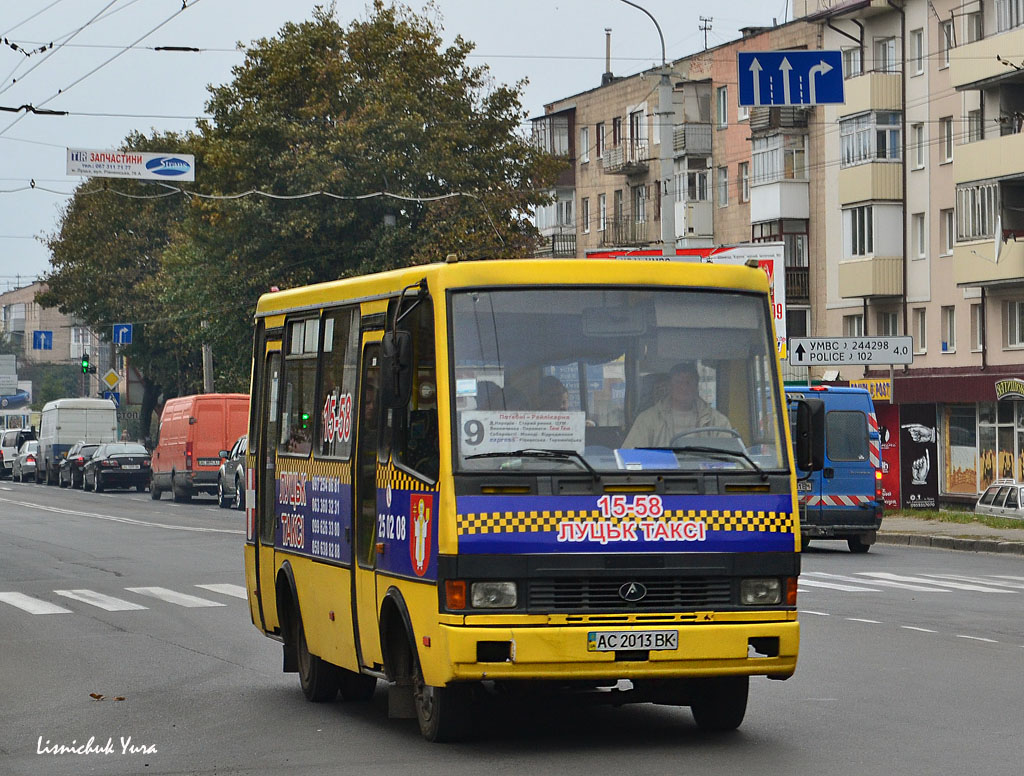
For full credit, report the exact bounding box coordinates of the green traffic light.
[81,353,90,373]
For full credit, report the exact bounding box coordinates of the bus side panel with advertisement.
[244,258,822,742]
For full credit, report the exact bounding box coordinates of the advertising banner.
[67,149,195,181]
[875,403,900,510]
[900,403,938,509]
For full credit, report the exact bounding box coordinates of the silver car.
[12,440,40,483]
[975,480,1024,520]
[216,434,247,510]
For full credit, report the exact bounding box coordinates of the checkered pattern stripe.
[456,509,795,536]
[801,494,873,507]
[376,462,430,491]
[283,456,353,483]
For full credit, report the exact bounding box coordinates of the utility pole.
[700,17,713,50]
[201,321,214,393]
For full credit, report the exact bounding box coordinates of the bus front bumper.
[438,619,799,683]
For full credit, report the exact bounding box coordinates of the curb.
[878,532,1024,556]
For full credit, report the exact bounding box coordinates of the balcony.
[533,232,577,259]
[952,26,1024,90]
[838,255,903,298]
[674,199,713,241]
[672,123,711,155]
[838,162,902,205]
[750,179,809,223]
[603,140,649,175]
[786,266,810,300]
[840,71,902,117]
[954,235,1024,287]
[749,106,808,132]
[601,217,656,248]
[953,131,1024,185]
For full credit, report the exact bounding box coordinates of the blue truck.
[786,386,883,553]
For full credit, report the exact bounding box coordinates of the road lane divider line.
[804,571,950,592]
[798,579,880,592]
[799,610,831,616]
[125,586,226,607]
[0,496,243,535]
[846,618,882,624]
[54,589,149,611]
[901,626,937,633]
[923,574,1024,590]
[861,572,1014,593]
[956,634,999,643]
[195,583,247,599]
[0,592,72,614]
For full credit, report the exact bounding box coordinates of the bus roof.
[254,258,772,318]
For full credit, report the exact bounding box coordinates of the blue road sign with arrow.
[103,391,120,407]
[33,330,53,350]
[738,50,845,107]
[113,323,133,345]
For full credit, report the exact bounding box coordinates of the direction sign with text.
[788,336,913,366]
[738,50,844,107]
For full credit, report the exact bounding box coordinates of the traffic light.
[81,353,90,374]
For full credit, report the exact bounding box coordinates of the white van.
[37,398,118,485]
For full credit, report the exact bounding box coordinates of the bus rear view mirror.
[380,330,413,409]
[791,398,825,472]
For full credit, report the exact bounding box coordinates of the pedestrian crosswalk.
[799,572,1024,595]
[0,583,246,616]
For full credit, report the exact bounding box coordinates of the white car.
[975,480,1024,520]
[1,428,36,479]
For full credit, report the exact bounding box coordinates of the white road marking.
[901,626,937,633]
[798,578,880,592]
[799,610,831,616]
[956,635,998,643]
[923,574,1024,590]
[0,592,71,614]
[846,617,881,624]
[195,583,247,599]
[54,589,148,611]
[860,572,1013,593]
[0,496,243,534]
[125,587,226,607]
[804,571,950,592]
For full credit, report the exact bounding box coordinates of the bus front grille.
[526,577,732,612]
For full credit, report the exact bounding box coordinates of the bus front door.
[256,350,281,632]
[353,341,383,668]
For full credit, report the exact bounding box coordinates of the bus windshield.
[451,287,786,474]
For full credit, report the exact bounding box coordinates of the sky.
[0,0,790,287]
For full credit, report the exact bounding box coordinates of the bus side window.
[388,296,439,481]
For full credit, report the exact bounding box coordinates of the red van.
[150,393,249,503]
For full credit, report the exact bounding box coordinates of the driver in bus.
[623,362,730,448]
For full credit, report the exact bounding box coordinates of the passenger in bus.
[623,362,730,448]
[536,375,569,411]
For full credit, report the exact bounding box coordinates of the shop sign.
[994,378,1024,401]
[851,378,892,403]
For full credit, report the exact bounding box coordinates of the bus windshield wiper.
[654,445,768,481]
[465,448,598,478]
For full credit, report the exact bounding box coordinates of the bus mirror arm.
[791,398,825,473]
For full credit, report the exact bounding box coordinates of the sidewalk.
[878,515,1024,556]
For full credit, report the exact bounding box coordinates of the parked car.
[58,441,101,489]
[1,427,35,479]
[150,393,249,503]
[37,398,118,485]
[217,434,247,510]
[12,439,40,482]
[975,480,1024,520]
[83,443,152,493]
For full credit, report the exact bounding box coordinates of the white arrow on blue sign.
[103,391,120,407]
[113,323,133,345]
[32,330,53,350]
[738,50,845,107]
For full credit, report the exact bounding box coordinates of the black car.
[83,443,152,492]
[58,441,101,489]
[217,434,247,510]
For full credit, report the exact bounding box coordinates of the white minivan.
[37,398,118,485]
[1,427,36,479]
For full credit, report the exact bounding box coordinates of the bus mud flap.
[388,682,416,719]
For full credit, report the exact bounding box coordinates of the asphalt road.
[1,481,1022,776]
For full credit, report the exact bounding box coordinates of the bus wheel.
[296,614,338,702]
[337,669,377,702]
[413,661,472,742]
[847,535,871,553]
[689,676,748,732]
[800,536,811,552]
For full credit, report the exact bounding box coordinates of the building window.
[839,111,901,167]
[533,115,569,156]
[967,10,984,42]
[843,47,862,78]
[956,183,998,240]
[913,213,926,258]
[942,306,956,352]
[940,208,955,255]
[997,0,1024,33]
[581,197,590,234]
[633,185,646,223]
[682,158,709,201]
[717,166,729,207]
[598,193,606,232]
[914,308,927,353]
[847,205,874,256]
[940,21,953,67]
[874,37,897,73]
[968,109,984,143]
[596,122,605,158]
[612,116,622,146]
[1005,299,1024,347]
[738,102,750,122]
[716,86,728,128]
[739,161,750,203]
[787,308,809,338]
[879,311,899,336]
[557,199,573,227]
[971,303,983,351]
[912,123,925,168]
[911,29,924,75]
[941,116,954,162]
[579,126,589,164]
[752,134,807,184]
[843,314,865,337]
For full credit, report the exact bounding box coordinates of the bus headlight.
[740,578,782,606]
[470,581,517,609]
